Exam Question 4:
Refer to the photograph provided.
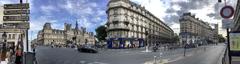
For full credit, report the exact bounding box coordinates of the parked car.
[77,45,98,53]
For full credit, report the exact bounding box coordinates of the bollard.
[154,56,157,64]
[159,52,163,57]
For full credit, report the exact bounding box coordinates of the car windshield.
[0,0,238,64]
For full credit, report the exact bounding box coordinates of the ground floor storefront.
[107,38,144,49]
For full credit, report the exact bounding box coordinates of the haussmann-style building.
[179,12,219,45]
[106,0,174,49]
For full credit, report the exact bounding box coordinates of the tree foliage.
[218,35,225,43]
[95,25,107,41]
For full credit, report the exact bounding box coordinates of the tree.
[172,35,180,43]
[218,35,226,43]
[95,25,107,41]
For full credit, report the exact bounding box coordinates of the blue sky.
[0,0,238,41]
[0,0,108,40]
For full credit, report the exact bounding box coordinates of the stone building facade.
[37,22,95,45]
[232,0,240,32]
[179,12,218,45]
[106,0,174,49]
[0,3,30,52]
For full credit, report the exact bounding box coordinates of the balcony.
[107,24,130,31]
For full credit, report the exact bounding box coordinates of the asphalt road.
[35,44,225,64]
[167,44,226,64]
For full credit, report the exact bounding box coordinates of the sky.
[0,0,237,41]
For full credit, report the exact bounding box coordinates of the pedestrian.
[1,43,7,61]
[33,46,37,64]
[15,47,22,64]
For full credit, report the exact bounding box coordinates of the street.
[168,44,226,64]
[35,44,226,64]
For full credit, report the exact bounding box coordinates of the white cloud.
[133,0,168,20]
[172,5,181,11]
[60,0,96,16]
[40,5,58,15]
[58,0,107,32]
[170,23,180,33]
[77,16,90,28]
[30,16,57,31]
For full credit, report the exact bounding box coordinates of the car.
[77,45,98,53]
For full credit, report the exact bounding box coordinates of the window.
[12,34,15,39]
[113,9,117,15]
[8,34,11,39]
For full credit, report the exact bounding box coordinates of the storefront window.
[112,40,119,48]
[125,41,130,48]
[132,40,139,48]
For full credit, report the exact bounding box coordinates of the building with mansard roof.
[37,21,95,45]
[106,0,174,49]
[179,12,218,45]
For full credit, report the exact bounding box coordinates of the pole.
[26,30,29,52]
[154,56,157,64]
[184,35,187,56]
[227,28,231,64]
[184,45,186,56]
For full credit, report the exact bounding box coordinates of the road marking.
[167,56,184,63]
[143,59,168,64]
[79,61,86,64]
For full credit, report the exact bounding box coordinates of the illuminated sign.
[4,10,30,15]
[4,3,29,9]
[3,16,29,21]
[230,33,240,51]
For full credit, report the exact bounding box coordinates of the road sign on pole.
[220,6,234,19]
[220,5,235,64]
[222,19,233,29]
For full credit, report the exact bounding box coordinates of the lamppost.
[145,31,150,52]
[1,32,7,61]
[183,34,187,57]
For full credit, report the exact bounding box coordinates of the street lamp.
[145,31,150,52]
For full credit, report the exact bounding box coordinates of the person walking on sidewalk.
[15,47,22,64]
[32,44,37,64]
[1,43,7,61]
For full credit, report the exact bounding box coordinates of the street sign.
[3,16,29,21]
[4,10,30,15]
[222,19,233,29]
[4,3,29,9]
[3,23,29,29]
[220,6,234,19]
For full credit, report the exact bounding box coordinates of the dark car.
[77,45,98,53]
